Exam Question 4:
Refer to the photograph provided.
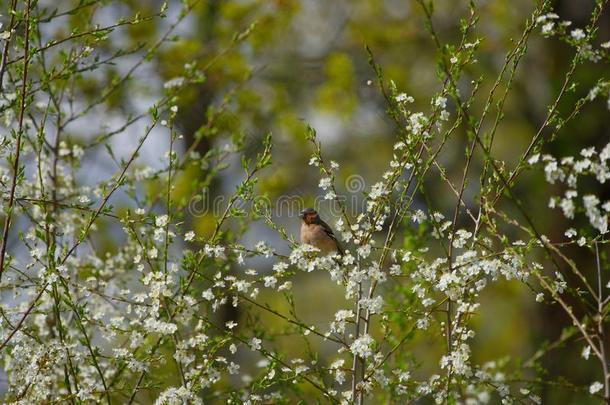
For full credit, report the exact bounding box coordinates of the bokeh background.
[3,0,610,402]
[155,1,610,402]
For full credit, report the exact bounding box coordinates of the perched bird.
[300,208,344,256]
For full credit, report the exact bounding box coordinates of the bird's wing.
[317,218,344,255]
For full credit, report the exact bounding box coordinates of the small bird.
[300,208,344,256]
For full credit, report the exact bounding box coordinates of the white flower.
[278,281,292,291]
[273,261,288,274]
[201,289,214,300]
[325,190,337,200]
[154,386,200,405]
[439,343,471,376]
[434,96,447,109]
[204,244,225,258]
[263,276,277,288]
[228,362,240,374]
[309,156,320,167]
[335,310,354,321]
[536,13,559,23]
[408,112,427,134]
[359,296,384,314]
[571,28,585,41]
[155,215,169,227]
[163,76,185,89]
[357,244,371,259]
[452,229,472,249]
[395,93,414,103]
[589,381,603,394]
[250,337,262,350]
[255,241,273,257]
[581,147,596,158]
[385,264,399,277]
[589,84,602,101]
[422,297,435,307]
[412,210,427,223]
[582,345,591,360]
[234,280,251,293]
[535,293,544,302]
[542,22,555,35]
[528,153,540,165]
[350,334,374,358]
[554,272,567,294]
[319,177,332,190]
[330,359,346,383]
[583,194,608,234]
[559,198,575,219]
[73,145,85,158]
[143,318,177,335]
[59,141,71,156]
[369,182,387,200]
[417,317,430,329]
[184,231,195,241]
[544,159,565,184]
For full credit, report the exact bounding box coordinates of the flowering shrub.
[0,0,609,404]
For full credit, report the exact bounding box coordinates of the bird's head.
[300,208,318,224]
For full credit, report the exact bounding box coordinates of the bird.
[299,208,344,256]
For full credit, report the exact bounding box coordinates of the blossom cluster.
[0,1,608,404]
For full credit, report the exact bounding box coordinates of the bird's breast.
[301,223,338,255]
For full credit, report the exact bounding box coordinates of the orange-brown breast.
[301,222,339,255]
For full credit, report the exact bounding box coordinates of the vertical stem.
[0,0,18,89]
[0,0,31,283]
[357,353,365,405]
[163,123,186,386]
[351,282,362,404]
[595,242,610,404]
[446,300,452,352]
[46,88,79,402]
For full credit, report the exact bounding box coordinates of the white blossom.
[589,382,603,394]
[250,337,262,350]
[570,28,585,41]
[349,334,375,358]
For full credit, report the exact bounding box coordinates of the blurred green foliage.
[11,0,609,402]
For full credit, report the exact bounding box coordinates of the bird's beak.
[299,210,306,219]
